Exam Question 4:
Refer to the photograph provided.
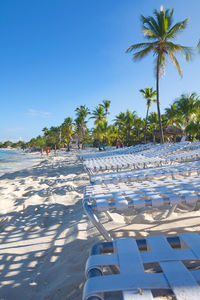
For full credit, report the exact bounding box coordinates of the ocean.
[0,149,39,177]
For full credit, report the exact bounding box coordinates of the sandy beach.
[0,151,200,300]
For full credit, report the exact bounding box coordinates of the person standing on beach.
[45,147,51,156]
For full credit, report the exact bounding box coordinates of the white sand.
[0,151,200,299]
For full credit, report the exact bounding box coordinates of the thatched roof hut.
[154,125,184,136]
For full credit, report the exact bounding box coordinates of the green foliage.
[174,93,200,126]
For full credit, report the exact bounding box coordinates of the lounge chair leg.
[193,199,200,211]
[83,200,113,242]
[87,297,102,300]
[104,211,113,221]
[166,204,177,218]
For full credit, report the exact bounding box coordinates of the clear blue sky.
[0,0,200,142]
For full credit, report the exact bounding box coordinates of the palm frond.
[172,43,192,61]
[141,15,160,39]
[169,52,182,77]
[178,46,193,61]
[168,8,174,28]
[144,15,161,37]
[154,8,165,37]
[196,40,200,53]
[125,42,152,53]
[166,18,189,39]
[133,44,156,60]
[142,26,158,39]
[165,42,193,61]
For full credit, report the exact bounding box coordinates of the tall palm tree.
[148,112,158,143]
[102,100,111,116]
[91,105,106,126]
[126,6,192,143]
[139,87,156,143]
[42,127,49,137]
[114,112,125,130]
[133,116,144,142]
[91,105,107,148]
[124,110,136,146]
[61,117,73,150]
[114,112,126,145]
[75,105,90,149]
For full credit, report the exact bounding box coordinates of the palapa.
[154,125,184,136]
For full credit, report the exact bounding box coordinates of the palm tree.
[114,112,126,145]
[126,6,192,143]
[74,105,90,149]
[133,116,145,142]
[185,116,200,140]
[42,127,49,137]
[102,100,111,116]
[91,104,106,126]
[174,93,200,126]
[114,112,125,130]
[91,105,107,148]
[124,110,136,146]
[164,103,183,127]
[148,112,158,143]
[61,117,73,150]
[139,87,156,143]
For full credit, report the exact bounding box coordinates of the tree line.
[1,92,200,150]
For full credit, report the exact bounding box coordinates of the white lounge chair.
[84,145,200,174]
[83,176,200,241]
[90,160,200,184]
[83,232,200,300]
[78,143,153,161]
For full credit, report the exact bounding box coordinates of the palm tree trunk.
[156,55,164,144]
[144,106,149,144]
[127,128,130,146]
[78,127,81,150]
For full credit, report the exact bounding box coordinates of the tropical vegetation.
[1,90,200,150]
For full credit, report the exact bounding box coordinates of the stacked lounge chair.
[78,143,152,161]
[84,142,198,174]
[83,233,200,299]
[90,159,200,184]
[83,175,200,241]
[81,142,200,300]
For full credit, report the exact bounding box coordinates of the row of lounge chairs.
[78,143,153,160]
[80,142,200,299]
[84,175,200,241]
[84,142,200,173]
[90,160,200,184]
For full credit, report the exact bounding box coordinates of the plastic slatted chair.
[79,143,153,161]
[83,233,200,300]
[84,145,200,174]
[83,176,200,241]
[90,160,200,185]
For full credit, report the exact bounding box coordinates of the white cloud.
[27,109,51,117]
[3,127,25,132]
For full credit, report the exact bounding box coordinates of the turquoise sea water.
[0,149,39,177]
